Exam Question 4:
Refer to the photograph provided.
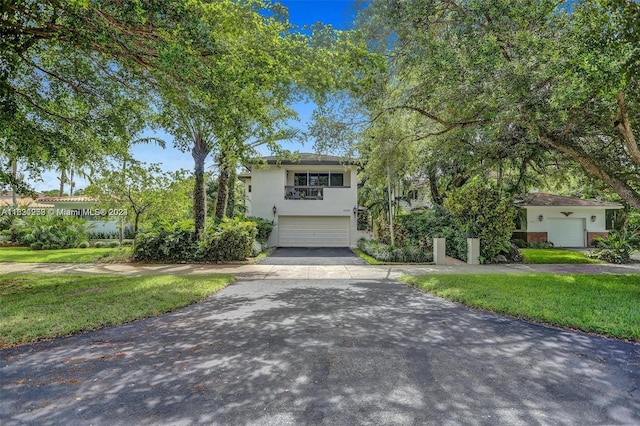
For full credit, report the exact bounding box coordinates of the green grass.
[402,274,640,341]
[0,273,234,347]
[521,248,600,264]
[353,248,383,265]
[0,246,132,263]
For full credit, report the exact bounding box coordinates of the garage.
[547,218,585,247]
[278,216,350,247]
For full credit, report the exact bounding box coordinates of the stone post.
[467,238,480,265]
[433,238,446,265]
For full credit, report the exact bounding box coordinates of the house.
[0,191,53,208]
[36,196,120,234]
[242,154,365,247]
[513,193,623,247]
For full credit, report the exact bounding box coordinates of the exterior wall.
[248,165,358,247]
[587,231,609,247]
[526,232,548,244]
[523,206,609,247]
[48,201,122,235]
[524,207,607,234]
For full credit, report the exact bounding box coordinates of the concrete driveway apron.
[259,247,367,266]
[2,277,639,425]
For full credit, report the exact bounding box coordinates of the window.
[293,172,344,187]
[294,173,307,186]
[330,173,343,186]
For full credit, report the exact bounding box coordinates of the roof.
[517,193,623,208]
[37,196,97,203]
[248,153,357,169]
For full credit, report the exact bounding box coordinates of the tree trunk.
[192,133,210,238]
[226,165,237,217]
[59,169,67,196]
[215,151,229,220]
[10,158,17,205]
[427,168,443,205]
[541,132,640,210]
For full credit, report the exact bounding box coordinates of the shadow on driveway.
[259,247,367,265]
[2,279,639,425]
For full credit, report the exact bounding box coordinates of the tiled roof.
[517,193,623,208]
[37,196,97,203]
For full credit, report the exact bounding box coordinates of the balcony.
[285,186,324,200]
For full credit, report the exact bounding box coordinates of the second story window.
[294,172,343,187]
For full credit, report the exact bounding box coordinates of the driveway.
[2,279,638,425]
[259,247,367,265]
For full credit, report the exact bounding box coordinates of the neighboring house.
[0,191,52,208]
[37,196,120,234]
[513,193,623,247]
[242,154,364,247]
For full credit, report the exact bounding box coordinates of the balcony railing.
[285,186,324,200]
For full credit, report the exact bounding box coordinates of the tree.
[87,162,173,239]
[355,0,640,207]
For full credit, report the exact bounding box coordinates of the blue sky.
[35,1,358,192]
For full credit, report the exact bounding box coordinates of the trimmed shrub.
[107,241,121,248]
[133,220,197,262]
[444,178,517,263]
[358,239,433,263]
[93,241,107,248]
[198,218,257,262]
[121,239,134,247]
[511,238,528,248]
[11,216,90,250]
[528,241,554,249]
[76,241,90,249]
[246,216,274,245]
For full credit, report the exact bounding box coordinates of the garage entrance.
[547,218,585,247]
[278,216,350,247]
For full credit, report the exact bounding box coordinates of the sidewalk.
[2,260,639,280]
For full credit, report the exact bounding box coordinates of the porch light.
[591,215,596,222]
[353,206,357,216]
[273,205,277,216]
[538,214,544,222]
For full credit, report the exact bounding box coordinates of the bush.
[93,241,107,248]
[198,218,257,262]
[246,216,273,245]
[588,230,639,264]
[444,178,517,263]
[76,241,90,249]
[107,241,121,248]
[511,238,528,248]
[121,239,133,247]
[133,220,197,262]
[11,216,90,250]
[528,241,554,249]
[358,239,433,263]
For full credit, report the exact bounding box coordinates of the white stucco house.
[513,193,623,247]
[37,196,120,234]
[242,154,363,247]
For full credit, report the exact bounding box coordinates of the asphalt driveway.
[2,279,639,425]
[259,247,367,265]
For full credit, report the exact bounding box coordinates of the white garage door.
[547,218,585,247]
[278,216,350,247]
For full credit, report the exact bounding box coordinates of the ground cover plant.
[357,238,433,263]
[0,247,131,263]
[403,274,640,341]
[521,249,600,264]
[0,273,234,347]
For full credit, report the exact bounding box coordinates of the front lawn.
[0,246,132,263]
[402,274,640,341]
[520,248,600,264]
[0,273,234,347]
